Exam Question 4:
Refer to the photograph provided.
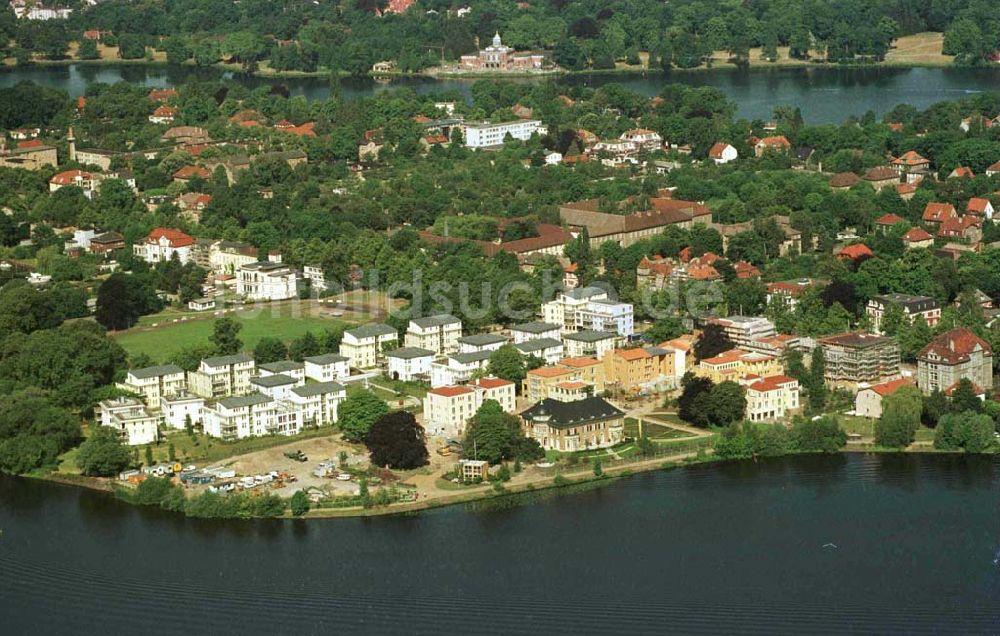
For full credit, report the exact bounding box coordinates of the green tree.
[290,490,310,516]
[288,331,320,361]
[78,38,99,60]
[209,317,243,355]
[876,385,922,448]
[76,427,131,476]
[365,411,429,469]
[338,389,389,442]
[487,345,526,387]
[709,381,746,426]
[253,337,288,364]
[791,416,847,452]
[949,378,983,414]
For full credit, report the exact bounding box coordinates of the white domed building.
[460,33,544,71]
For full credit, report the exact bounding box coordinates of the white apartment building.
[430,350,492,388]
[386,347,435,382]
[340,323,399,370]
[133,228,194,264]
[236,261,298,301]
[463,119,544,149]
[116,364,187,408]
[422,377,516,438]
[159,393,205,430]
[510,321,561,344]
[562,330,618,359]
[458,333,508,353]
[542,287,634,336]
[303,265,330,292]
[619,128,663,151]
[98,397,159,446]
[250,373,303,401]
[187,353,256,399]
[514,337,565,365]
[258,360,306,381]
[208,240,258,274]
[707,316,777,348]
[303,353,351,382]
[202,394,284,440]
[404,314,462,355]
[287,381,346,427]
[744,375,800,422]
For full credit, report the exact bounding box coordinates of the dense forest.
[1,0,999,71]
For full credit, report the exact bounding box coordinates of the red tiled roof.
[151,105,176,118]
[922,202,957,223]
[896,182,918,195]
[949,166,974,179]
[147,227,194,248]
[966,197,992,215]
[918,327,992,365]
[148,88,178,102]
[558,356,600,367]
[902,227,933,242]
[428,386,475,397]
[748,374,798,392]
[17,139,44,149]
[50,169,92,185]
[891,150,928,167]
[708,142,732,159]
[864,166,898,182]
[864,378,914,397]
[734,260,761,279]
[838,243,873,260]
[937,215,980,238]
[944,381,985,397]
[829,172,860,188]
[875,213,906,226]
[471,377,513,389]
[173,165,211,180]
[757,135,790,148]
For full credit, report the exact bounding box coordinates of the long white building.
[236,261,298,301]
[463,120,544,149]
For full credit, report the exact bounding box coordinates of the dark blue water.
[1,453,998,634]
[2,65,1000,122]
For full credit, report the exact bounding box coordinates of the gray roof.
[563,286,607,300]
[515,338,564,353]
[386,346,435,359]
[218,393,272,409]
[250,374,297,388]
[451,350,493,365]
[563,330,616,343]
[292,381,346,398]
[511,321,560,334]
[870,293,939,313]
[303,353,349,365]
[201,353,254,368]
[520,397,624,429]
[259,360,304,374]
[458,333,508,346]
[410,313,461,329]
[129,364,184,380]
[345,323,398,339]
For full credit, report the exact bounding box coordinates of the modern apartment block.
[706,316,776,348]
[542,287,634,336]
[339,323,399,370]
[117,364,187,408]
[403,314,462,355]
[818,332,900,388]
[187,353,256,399]
[98,397,160,446]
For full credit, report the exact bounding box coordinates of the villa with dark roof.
[521,396,625,452]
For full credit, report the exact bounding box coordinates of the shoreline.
[24,442,976,520]
[0,58,961,82]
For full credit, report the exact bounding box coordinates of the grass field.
[884,32,953,66]
[114,303,350,362]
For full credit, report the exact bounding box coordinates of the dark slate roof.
[218,393,272,408]
[562,329,616,343]
[520,397,625,429]
[259,360,305,374]
[410,313,461,329]
[345,323,398,339]
[250,374,297,388]
[515,338,563,353]
[870,293,939,313]
[202,353,254,367]
[129,364,184,379]
[563,286,607,300]
[451,350,493,365]
[386,346,435,359]
[303,353,349,365]
[511,321,560,334]
[292,381,346,397]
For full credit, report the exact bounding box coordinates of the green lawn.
[115,305,350,362]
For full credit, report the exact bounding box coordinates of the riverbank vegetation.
[0,1,994,75]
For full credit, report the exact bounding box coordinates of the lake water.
[2,65,1000,122]
[2,453,999,634]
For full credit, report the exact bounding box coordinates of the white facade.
[116,364,187,408]
[514,338,565,365]
[258,360,306,382]
[422,377,516,438]
[542,287,634,336]
[250,373,303,401]
[303,354,351,382]
[202,394,283,440]
[303,265,329,292]
[464,120,544,149]
[159,393,205,430]
[133,229,193,264]
[98,398,159,446]
[339,323,399,370]
[287,382,345,427]
[562,330,618,359]
[430,350,492,388]
[386,347,434,382]
[510,322,561,344]
[236,261,298,301]
[458,333,508,353]
[404,314,462,355]
[744,376,800,422]
[187,354,256,399]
